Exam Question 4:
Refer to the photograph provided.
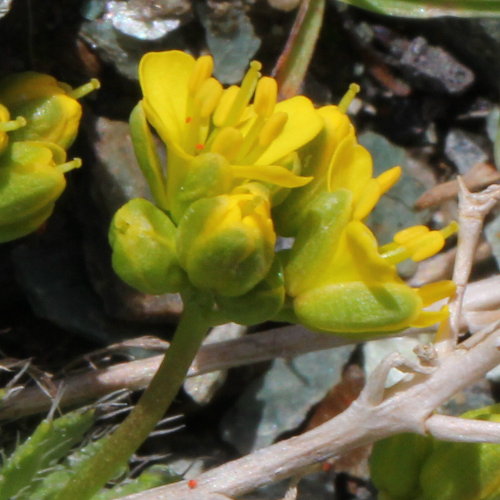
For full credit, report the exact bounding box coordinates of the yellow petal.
[327,137,373,196]
[253,96,323,166]
[231,164,312,187]
[140,50,195,148]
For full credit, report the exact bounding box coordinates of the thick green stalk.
[53,290,212,500]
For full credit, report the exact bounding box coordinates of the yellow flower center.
[181,56,290,165]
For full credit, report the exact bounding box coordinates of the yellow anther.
[338,83,360,114]
[394,225,429,245]
[188,55,214,94]
[222,60,262,127]
[417,280,456,307]
[352,179,380,220]
[195,77,223,118]
[68,78,100,99]
[258,111,288,148]
[213,86,239,127]
[411,232,445,261]
[210,127,244,161]
[376,166,402,195]
[253,77,278,118]
[57,157,82,174]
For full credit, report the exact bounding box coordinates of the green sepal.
[176,194,275,297]
[285,189,352,297]
[0,72,82,149]
[419,404,500,500]
[0,203,55,243]
[370,432,432,500]
[0,142,66,226]
[129,102,169,211]
[109,198,186,294]
[293,282,420,335]
[0,409,95,500]
[215,257,285,325]
[170,152,233,222]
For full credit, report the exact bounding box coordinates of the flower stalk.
[52,289,213,500]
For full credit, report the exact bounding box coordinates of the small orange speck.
[321,461,332,472]
[185,116,192,123]
[195,143,205,150]
[188,479,198,489]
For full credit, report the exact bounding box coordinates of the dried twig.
[415,162,500,210]
[2,273,499,420]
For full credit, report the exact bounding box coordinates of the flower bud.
[0,72,99,149]
[215,257,285,324]
[176,191,275,297]
[419,404,500,500]
[170,152,234,222]
[109,198,186,294]
[370,433,432,500]
[0,141,80,242]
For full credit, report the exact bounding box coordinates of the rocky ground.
[0,1,499,498]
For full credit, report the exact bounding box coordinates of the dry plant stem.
[436,180,500,352]
[52,291,212,500]
[414,162,500,210]
[3,274,500,420]
[120,326,500,500]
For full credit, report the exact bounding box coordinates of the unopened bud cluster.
[0,72,98,242]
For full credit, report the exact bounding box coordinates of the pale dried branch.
[118,325,500,500]
[436,181,500,351]
[3,273,499,421]
[414,162,500,210]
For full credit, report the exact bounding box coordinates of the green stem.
[53,290,212,500]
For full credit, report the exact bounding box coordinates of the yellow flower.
[274,102,401,236]
[138,50,323,221]
[287,197,457,335]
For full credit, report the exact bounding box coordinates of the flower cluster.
[0,73,98,242]
[109,50,456,336]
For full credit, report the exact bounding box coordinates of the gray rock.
[445,128,489,175]
[197,0,261,84]
[221,345,354,454]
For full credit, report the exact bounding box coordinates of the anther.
[254,77,278,118]
[68,78,100,99]
[338,83,360,114]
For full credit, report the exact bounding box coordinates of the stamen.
[57,157,82,174]
[394,225,429,245]
[0,115,26,132]
[221,60,262,127]
[411,232,445,261]
[417,281,456,307]
[441,220,459,239]
[213,86,239,127]
[195,77,223,118]
[338,83,360,114]
[253,77,277,118]
[68,78,100,99]
[210,127,243,161]
[188,55,214,94]
[195,144,205,151]
[258,111,288,148]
